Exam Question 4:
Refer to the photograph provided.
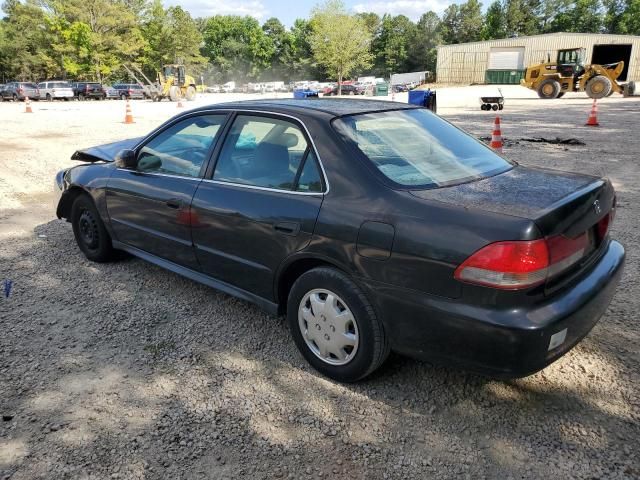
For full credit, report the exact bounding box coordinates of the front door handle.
[165,199,182,209]
[273,221,300,236]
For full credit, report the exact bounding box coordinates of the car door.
[191,113,326,301]
[106,113,229,270]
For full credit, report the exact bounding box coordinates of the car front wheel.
[71,194,115,263]
[287,267,389,382]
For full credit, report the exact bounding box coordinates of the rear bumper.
[361,240,625,377]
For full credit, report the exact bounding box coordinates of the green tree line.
[1,0,639,84]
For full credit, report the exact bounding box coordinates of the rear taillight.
[455,233,591,290]
[454,240,549,289]
[597,213,610,241]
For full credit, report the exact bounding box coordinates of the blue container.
[408,89,437,113]
[408,89,429,106]
[293,89,319,99]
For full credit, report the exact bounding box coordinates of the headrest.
[280,132,299,148]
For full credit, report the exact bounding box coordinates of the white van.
[38,81,74,101]
[222,81,236,93]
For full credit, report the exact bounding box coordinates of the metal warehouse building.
[436,32,640,84]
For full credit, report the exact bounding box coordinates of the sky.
[163,0,454,27]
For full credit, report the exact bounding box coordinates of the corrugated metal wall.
[436,33,640,84]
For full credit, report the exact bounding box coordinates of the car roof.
[202,98,418,118]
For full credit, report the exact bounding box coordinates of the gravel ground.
[1,90,639,480]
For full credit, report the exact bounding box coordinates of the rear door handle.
[165,199,182,209]
[273,221,300,236]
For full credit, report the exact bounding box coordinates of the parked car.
[325,83,360,96]
[112,83,145,100]
[71,82,106,100]
[206,85,221,93]
[103,86,120,100]
[0,81,40,101]
[54,99,624,382]
[38,81,74,101]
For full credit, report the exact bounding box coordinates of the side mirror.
[115,149,137,169]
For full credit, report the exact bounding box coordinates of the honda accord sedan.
[54,99,624,382]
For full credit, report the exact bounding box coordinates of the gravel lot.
[1,89,639,480]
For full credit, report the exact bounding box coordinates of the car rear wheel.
[78,93,85,101]
[71,194,115,263]
[120,94,127,101]
[13,94,18,102]
[46,94,52,101]
[287,267,389,382]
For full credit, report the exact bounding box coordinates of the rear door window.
[213,115,324,192]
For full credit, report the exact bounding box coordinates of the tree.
[547,0,602,32]
[262,17,295,80]
[408,11,441,73]
[0,0,57,80]
[440,4,461,44]
[45,0,144,81]
[504,0,541,36]
[309,0,373,92]
[202,15,274,82]
[372,15,416,77]
[459,0,484,42]
[482,1,507,39]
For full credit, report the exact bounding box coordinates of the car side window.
[136,114,226,178]
[296,150,323,193]
[213,115,320,191]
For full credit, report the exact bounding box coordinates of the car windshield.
[333,109,513,188]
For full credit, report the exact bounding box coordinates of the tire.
[585,75,612,99]
[287,267,390,382]
[71,194,115,263]
[13,94,18,102]
[537,78,561,99]
[623,81,635,97]
[78,93,85,101]
[46,94,52,101]
[492,104,499,111]
[185,86,196,101]
[169,86,182,102]
[556,92,565,98]
[498,104,504,110]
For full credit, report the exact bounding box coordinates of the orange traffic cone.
[25,96,33,113]
[585,99,599,126]
[489,115,503,152]
[124,100,134,124]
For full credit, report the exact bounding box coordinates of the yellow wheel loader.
[155,64,197,102]
[521,48,636,99]
[122,64,198,102]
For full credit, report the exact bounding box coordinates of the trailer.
[390,71,429,86]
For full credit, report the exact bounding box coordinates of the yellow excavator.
[123,64,197,102]
[521,48,635,99]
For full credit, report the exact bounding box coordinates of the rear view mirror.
[115,149,137,169]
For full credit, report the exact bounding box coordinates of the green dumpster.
[485,69,525,84]
[373,83,389,96]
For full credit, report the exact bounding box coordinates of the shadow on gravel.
[1,217,638,479]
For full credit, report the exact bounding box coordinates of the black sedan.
[54,99,624,382]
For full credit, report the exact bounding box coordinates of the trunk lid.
[411,165,615,290]
[71,137,143,163]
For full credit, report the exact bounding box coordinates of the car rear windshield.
[51,82,70,88]
[20,83,38,88]
[333,109,513,188]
